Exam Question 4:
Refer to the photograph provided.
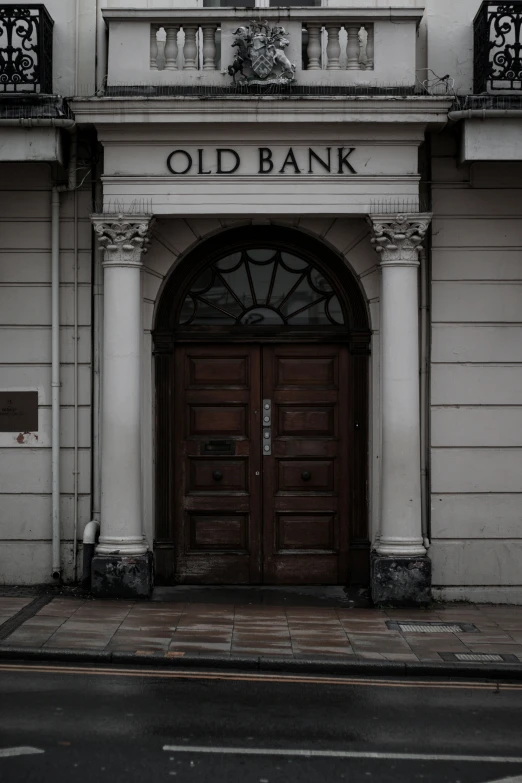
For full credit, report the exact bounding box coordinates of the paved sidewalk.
[1,596,522,664]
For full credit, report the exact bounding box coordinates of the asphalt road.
[0,662,521,783]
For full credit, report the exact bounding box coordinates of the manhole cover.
[386,621,479,633]
[440,652,519,663]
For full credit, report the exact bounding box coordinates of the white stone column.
[91,214,154,560]
[368,213,431,559]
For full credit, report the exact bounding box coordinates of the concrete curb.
[1,645,522,679]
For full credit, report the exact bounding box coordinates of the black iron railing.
[0,5,53,93]
[474,2,522,92]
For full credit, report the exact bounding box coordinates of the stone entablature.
[102,7,423,88]
[79,122,435,216]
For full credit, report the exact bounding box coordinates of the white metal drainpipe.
[419,245,430,552]
[51,186,61,579]
[51,129,78,580]
[448,109,522,121]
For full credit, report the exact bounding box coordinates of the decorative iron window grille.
[474,2,522,92]
[0,4,53,93]
[179,248,345,327]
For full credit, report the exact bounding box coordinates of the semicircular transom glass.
[178,248,345,327]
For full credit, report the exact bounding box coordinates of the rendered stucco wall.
[0,163,92,584]
[429,131,522,600]
[425,0,475,94]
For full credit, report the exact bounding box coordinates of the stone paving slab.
[1,597,522,666]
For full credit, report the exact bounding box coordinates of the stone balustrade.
[149,21,374,73]
[104,7,421,88]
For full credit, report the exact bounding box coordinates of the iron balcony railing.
[474,1,522,92]
[0,4,53,93]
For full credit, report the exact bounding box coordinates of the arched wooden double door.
[153,227,370,586]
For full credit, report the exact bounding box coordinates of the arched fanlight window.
[178,248,344,326]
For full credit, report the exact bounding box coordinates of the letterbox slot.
[202,440,235,455]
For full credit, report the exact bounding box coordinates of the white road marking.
[162,745,522,764]
[484,777,522,783]
[0,747,45,759]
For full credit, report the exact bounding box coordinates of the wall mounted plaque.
[0,392,38,432]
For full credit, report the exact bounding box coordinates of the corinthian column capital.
[91,213,155,268]
[367,213,432,266]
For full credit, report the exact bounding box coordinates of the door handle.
[262,399,271,456]
[213,470,223,481]
[301,471,311,482]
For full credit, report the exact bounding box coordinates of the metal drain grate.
[386,620,479,633]
[440,652,519,663]
[400,623,463,633]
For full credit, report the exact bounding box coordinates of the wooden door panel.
[188,459,248,492]
[277,406,335,437]
[274,357,336,387]
[277,460,334,492]
[187,356,250,388]
[188,405,248,437]
[174,344,261,584]
[189,513,249,551]
[276,514,337,551]
[263,344,349,585]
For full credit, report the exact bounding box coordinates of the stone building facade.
[0,0,521,604]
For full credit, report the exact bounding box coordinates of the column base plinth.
[371,553,431,607]
[91,552,153,599]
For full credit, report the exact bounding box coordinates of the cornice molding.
[70,96,454,126]
[103,7,425,23]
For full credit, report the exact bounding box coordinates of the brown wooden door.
[173,343,349,584]
[173,345,262,583]
[262,345,349,584]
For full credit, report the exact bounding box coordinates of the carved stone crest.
[228,21,296,85]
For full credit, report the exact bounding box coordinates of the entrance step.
[151,585,371,608]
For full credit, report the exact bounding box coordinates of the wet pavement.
[1,594,522,664]
[0,662,522,783]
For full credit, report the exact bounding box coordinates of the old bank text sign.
[167,146,357,176]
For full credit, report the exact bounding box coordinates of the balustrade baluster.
[183,25,199,70]
[165,26,179,70]
[150,25,159,70]
[306,24,322,70]
[202,24,217,70]
[326,25,341,70]
[346,25,361,70]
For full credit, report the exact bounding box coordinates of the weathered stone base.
[91,552,153,599]
[371,553,432,606]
